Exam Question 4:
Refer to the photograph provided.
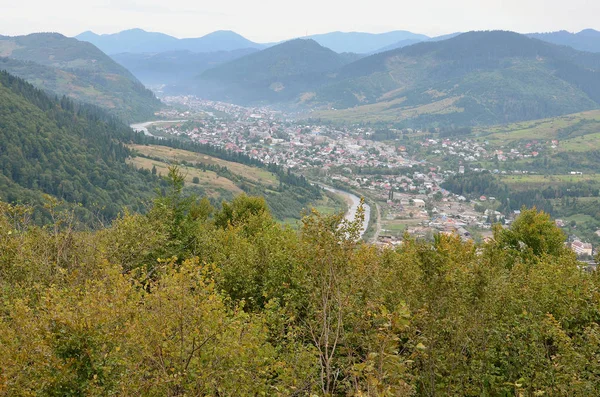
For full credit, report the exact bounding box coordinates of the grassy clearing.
[560,132,600,152]
[380,219,422,237]
[501,174,600,189]
[129,144,278,186]
[477,109,600,145]
[127,156,243,197]
[565,214,597,224]
[312,96,463,124]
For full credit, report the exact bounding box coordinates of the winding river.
[130,121,371,238]
[130,120,188,137]
[322,186,371,239]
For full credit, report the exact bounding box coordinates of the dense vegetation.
[442,172,553,214]
[0,33,161,121]
[1,167,599,395]
[0,70,160,222]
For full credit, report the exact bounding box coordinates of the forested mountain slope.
[0,71,330,224]
[311,31,600,126]
[0,70,159,221]
[0,33,161,121]
[197,39,359,103]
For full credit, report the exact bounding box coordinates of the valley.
[142,94,600,252]
[4,12,600,394]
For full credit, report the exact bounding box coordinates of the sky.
[1,0,599,41]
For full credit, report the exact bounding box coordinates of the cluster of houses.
[157,98,423,175]
[422,136,560,166]
[156,96,598,264]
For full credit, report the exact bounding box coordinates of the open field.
[501,174,600,190]
[312,96,464,124]
[313,193,347,216]
[380,218,423,237]
[128,144,278,186]
[476,109,600,145]
[560,132,600,152]
[127,156,243,197]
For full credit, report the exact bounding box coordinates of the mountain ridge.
[76,28,265,54]
[0,32,161,121]
[528,29,600,53]
[305,31,600,126]
[196,39,359,103]
[111,48,260,86]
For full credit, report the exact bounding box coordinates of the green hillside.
[197,39,358,103]
[0,33,161,121]
[310,31,600,126]
[0,70,160,221]
[0,70,334,224]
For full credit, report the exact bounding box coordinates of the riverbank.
[322,186,371,239]
[130,120,188,137]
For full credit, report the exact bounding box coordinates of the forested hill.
[0,70,159,222]
[0,33,161,121]
[308,31,600,126]
[197,39,360,103]
[0,70,328,225]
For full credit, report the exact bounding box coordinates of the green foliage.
[494,208,569,259]
[0,70,160,222]
[1,187,600,396]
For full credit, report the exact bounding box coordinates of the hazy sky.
[1,0,599,41]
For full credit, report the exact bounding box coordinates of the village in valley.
[138,95,597,259]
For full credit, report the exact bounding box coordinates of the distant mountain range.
[76,28,434,55]
[111,48,259,86]
[194,39,360,103]
[76,29,265,55]
[527,29,600,53]
[67,26,600,127]
[196,31,600,126]
[370,33,463,54]
[303,31,429,54]
[76,28,600,57]
[0,33,161,121]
